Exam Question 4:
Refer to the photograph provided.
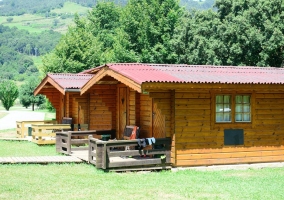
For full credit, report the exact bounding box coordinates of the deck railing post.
[55,133,61,152]
[67,132,72,154]
[95,141,104,169]
[88,135,93,164]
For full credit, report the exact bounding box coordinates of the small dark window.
[224,129,244,145]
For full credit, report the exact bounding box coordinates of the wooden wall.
[174,91,284,167]
[149,91,174,163]
[69,94,89,124]
[39,88,62,122]
[139,94,152,138]
[88,85,117,130]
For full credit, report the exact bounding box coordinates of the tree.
[6,17,13,22]
[121,0,183,63]
[171,0,284,67]
[42,2,120,73]
[0,80,19,111]
[19,77,45,111]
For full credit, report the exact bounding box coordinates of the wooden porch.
[56,131,171,171]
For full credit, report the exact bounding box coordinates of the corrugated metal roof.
[79,66,104,74]
[48,73,93,89]
[106,63,284,84]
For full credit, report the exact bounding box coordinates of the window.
[235,95,251,122]
[216,95,231,122]
[215,94,251,123]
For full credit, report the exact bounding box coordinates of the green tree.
[171,9,222,65]
[19,77,45,111]
[214,0,284,67]
[6,17,13,22]
[121,0,183,63]
[0,80,19,111]
[42,2,121,73]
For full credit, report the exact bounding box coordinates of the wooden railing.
[56,130,116,155]
[90,137,171,171]
[32,124,71,145]
[16,120,57,138]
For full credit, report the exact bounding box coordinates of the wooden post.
[96,141,103,169]
[67,132,72,154]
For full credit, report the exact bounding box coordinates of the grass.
[51,2,91,15]
[0,163,283,200]
[0,141,283,200]
[0,15,70,33]
[0,2,90,33]
[0,128,16,138]
[0,141,59,157]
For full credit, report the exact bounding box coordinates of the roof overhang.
[34,76,66,95]
[34,76,82,96]
[81,66,142,95]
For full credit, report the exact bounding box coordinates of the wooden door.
[77,99,88,124]
[152,102,165,138]
[119,87,128,139]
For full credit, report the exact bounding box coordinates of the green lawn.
[0,140,284,199]
[0,163,283,200]
[0,141,59,156]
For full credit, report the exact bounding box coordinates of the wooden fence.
[16,120,57,138]
[89,137,172,171]
[32,124,71,145]
[56,130,116,154]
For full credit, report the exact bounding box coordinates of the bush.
[6,17,13,23]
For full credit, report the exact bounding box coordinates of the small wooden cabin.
[35,63,284,167]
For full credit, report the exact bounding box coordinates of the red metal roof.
[48,73,93,89]
[106,63,284,84]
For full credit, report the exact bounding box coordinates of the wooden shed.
[35,63,284,167]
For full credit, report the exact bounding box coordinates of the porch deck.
[56,131,171,171]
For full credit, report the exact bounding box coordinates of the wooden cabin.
[34,63,284,167]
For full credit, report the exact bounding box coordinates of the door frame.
[117,84,129,139]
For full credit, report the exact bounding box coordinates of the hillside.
[0,0,216,83]
[0,0,215,16]
[0,2,91,82]
[0,0,128,16]
[0,2,92,33]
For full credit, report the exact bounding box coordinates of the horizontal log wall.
[41,88,61,122]
[139,94,152,138]
[252,93,284,146]
[88,85,117,130]
[175,91,284,167]
[71,95,79,124]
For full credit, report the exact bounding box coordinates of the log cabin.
[34,63,284,167]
